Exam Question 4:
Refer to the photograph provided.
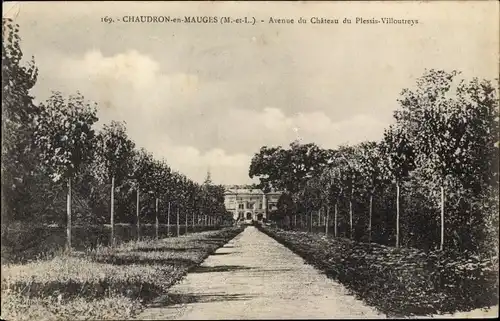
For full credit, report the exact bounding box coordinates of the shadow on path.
[91,255,199,267]
[134,247,206,253]
[149,292,256,307]
[190,265,253,273]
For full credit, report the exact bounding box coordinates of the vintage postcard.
[2,1,499,320]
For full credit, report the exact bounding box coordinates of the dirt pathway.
[135,226,385,319]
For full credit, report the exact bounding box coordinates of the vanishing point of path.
[136,226,385,319]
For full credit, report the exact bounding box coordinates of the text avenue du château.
[269,17,419,25]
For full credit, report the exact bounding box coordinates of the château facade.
[224,186,282,222]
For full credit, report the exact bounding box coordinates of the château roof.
[223,185,282,195]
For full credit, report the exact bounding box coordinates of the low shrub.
[259,226,498,317]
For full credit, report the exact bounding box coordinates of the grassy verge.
[1,226,244,320]
[1,222,224,264]
[258,226,498,318]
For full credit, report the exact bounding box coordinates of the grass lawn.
[1,226,244,320]
[1,223,222,263]
[259,226,498,318]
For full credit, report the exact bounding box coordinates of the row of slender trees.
[250,69,499,256]
[2,19,231,250]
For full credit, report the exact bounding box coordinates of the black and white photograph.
[1,1,499,319]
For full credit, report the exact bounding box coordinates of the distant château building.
[224,186,282,222]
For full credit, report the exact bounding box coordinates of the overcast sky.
[3,1,499,185]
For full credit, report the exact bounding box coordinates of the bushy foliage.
[2,18,41,223]
[251,69,499,256]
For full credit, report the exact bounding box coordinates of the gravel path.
[136,226,385,319]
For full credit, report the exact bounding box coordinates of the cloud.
[222,107,388,150]
[143,138,254,184]
[46,49,198,141]
[45,49,255,184]
[30,48,390,185]
[63,50,160,87]
[58,50,199,107]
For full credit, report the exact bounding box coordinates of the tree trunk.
[325,205,330,235]
[310,211,313,232]
[440,185,445,251]
[185,209,188,234]
[110,176,115,247]
[334,202,338,238]
[349,197,353,240]
[294,214,297,230]
[176,206,180,237]
[66,177,72,252]
[396,182,400,248]
[369,193,373,245]
[167,201,171,237]
[155,198,159,239]
[136,187,140,241]
[192,211,196,232]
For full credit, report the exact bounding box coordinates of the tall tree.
[130,148,155,240]
[249,141,333,194]
[324,153,345,237]
[356,141,386,244]
[394,69,498,250]
[336,145,361,240]
[2,18,39,224]
[95,121,135,246]
[380,125,416,248]
[33,92,98,251]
